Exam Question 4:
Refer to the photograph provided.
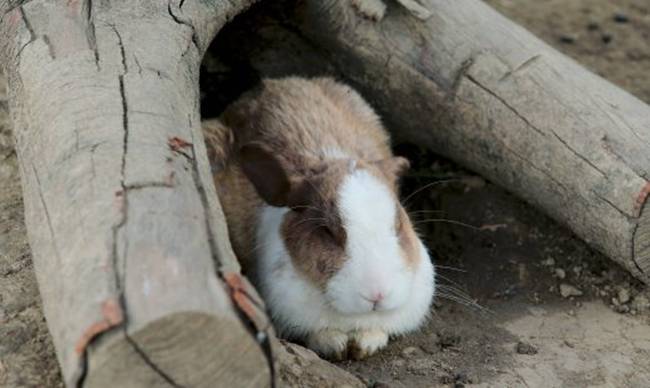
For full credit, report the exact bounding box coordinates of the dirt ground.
[1,0,650,387]
[337,1,650,386]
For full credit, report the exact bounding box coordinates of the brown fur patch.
[280,161,351,287]
[397,207,422,269]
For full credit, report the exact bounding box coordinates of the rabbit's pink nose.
[370,292,384,303]
[363,292,385,310]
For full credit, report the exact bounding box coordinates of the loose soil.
[1,0,650,387]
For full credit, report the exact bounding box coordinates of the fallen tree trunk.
[298,0,650,284]
[0,0,273,386]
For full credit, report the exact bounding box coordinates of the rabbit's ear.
[373,156,410,182]
[239,142,310,208]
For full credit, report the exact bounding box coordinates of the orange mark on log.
[74,299,124,355]
[7,8,20,28]
[168,136,193,152]
[635,181,650,216]
[223,272,258,321]
[66,0,80,13]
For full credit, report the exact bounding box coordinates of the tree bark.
[0,1,273,387]
[298,0,650,284]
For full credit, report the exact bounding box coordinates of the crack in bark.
[118,76,128,178]
[14,5,36,60]
[40,34,55,59]
[631,225,646,275]
[499,54,541,82]
[592,190,633,220]
[449,56,474,99]
[110,24,127,74]
[124,181,174,190]
[167,1,199,55]
[549,130,607,178]
[86,0,100,71]
[466,74,609,179]
[30,161,64,266]
[113,74,129,294]
[89,145,97,183]
[465,74,547,138]
[133,55,142,75]
[124,334,185,388]
[504,140,570,194]
[631,198,648,275]
[18,5,34,40]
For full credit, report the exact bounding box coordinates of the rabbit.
[206,76,436,360]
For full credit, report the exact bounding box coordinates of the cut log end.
[83,312,271,388]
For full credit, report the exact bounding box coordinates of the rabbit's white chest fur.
[254,169,435,356]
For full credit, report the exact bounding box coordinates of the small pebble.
[542,258,555,267]
[632,295,650,311]
[401,346,420,358]
[618,288,631,304]
[420,333,440,354]
[440,375,454,384]
[455,371,470,384]
[438,331,461,349]
[555,268,566,279]
[615,304,630,314]
[373,382,391,388]
[560,284,583,298]
[516,341,538,355]
[613,13,629,23]
[602,33,613,44]
[587,22,599,31]
[559,35,576,44]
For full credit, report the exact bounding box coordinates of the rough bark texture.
[0,1,273,387]
[298,0,650,284]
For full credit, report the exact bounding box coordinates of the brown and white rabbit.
[207,77,435,360]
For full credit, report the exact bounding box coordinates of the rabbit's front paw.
[306,329,349,361]
[348,329,389,360]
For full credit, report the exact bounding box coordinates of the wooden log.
[297,0,650,283]
[0,1,273,386]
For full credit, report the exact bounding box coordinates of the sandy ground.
[1,0,650,387]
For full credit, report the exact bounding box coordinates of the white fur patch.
[326,170,410,314]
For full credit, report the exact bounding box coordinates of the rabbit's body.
[209,77,435,359]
